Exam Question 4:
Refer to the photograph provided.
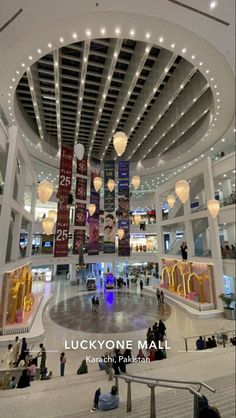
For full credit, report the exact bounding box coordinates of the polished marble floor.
[49,290,171,333]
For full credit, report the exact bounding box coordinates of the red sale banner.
[74,203,86,227]
[54,206,70,257]
[73,229,85,254]
[58,145,74,195]
[76,177,87,200]
[77,157,88,176]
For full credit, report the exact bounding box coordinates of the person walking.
[38,343,47,374]
[12,336,20,365]
[60,352,66,377]
[156,288,161,304]
[15,338,28,367]
[95,297,100,313]
[1,344,14,368]
[180,242,188,261]
[160,291,164,303]
[140,279,143,292]
[127,278,129,289]
[92,295,96,313]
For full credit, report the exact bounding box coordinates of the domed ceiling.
[15,37,212,162]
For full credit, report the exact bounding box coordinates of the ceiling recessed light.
[145,32,150,39]
[72,33,77,39]
[48,43,52,48]
[159,37,164,43]
[182,48,186,54]
[130,29,135,36]
[115,28,121,35]
[101,28,106,35]
[37,49,41,53]
[199,62,203,66]
[191,55,195,59]
[171,43,175,48]
[86,30,91,37]
[221,138,225,142]
[59,37,64,43]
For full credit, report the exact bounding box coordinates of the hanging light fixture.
[117,228,125,240]
[175,180,190,203]
[207,199,220,218]
[107,179,115,192]
[134,214,141,225]
[93,176,102,192]
[42,217,54,235]
[38,180,53,204]
[167,195,176,209]
[74,143,85,160]
[132,175,140,189]
[48,210,57,222]
[88,203,96,216]
[113,131,128,156]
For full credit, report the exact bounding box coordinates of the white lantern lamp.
[175,180,190,203]
[74,143,85,160]
[88,203,96,216]
[48,210,57,222]
[117,229,125,240]
[93,176,102,192]
[42,217,54,235]
[207,199,220,218]
[113,131,128,157]
[38,180,53,204]
[167,195,175,209]
[132,175,140,189]
[107,179,115,192]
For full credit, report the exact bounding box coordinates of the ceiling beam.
[26,64,46,141]
[53,49,61,147]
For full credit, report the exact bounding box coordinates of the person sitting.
[40,367,52,380]
[206,337,213,349]
[98,356,105,371]
[137,349,146,360]
[96,385,119,411]
[230,336,236,346]
[148,348,156,362]
[196,336,205,350]
[9,376,17,389]
[27,359,36,381]
[77,359,88,375]
[17,369,30,389]
[154,348,165,361]
[211,335,217,348]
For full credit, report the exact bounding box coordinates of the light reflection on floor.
[49,290,171,333]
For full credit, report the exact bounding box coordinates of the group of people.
[196,336,217,350]
[0,337,50,389]
[221,244,236,259]
[146,320,167,361]
[156,288,164,303]
[91,296,100,313]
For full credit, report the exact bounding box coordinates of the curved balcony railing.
[114,372,215,418]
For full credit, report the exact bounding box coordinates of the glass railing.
[211,144,235,162]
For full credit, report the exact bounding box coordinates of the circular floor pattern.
[49,290,171,333]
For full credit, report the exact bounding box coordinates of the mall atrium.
[0,1,235,417]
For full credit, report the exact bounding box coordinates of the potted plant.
[219,293,236,320]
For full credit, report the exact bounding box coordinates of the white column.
[227,225,235,245]
[203,158,224,308]
[222,179,232,200]
[0,127,18,264]
[183,200,194,257]
[69,264,77,284]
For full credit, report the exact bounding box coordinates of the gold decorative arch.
[171,263,186,296]
[161,266,172,289]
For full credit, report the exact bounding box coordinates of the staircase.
[62,374,235,418]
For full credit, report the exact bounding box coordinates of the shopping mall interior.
[0,1,235,417]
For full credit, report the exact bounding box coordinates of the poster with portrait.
[103,161,116,253]
[88,158,100,255]
[118,161,130,256]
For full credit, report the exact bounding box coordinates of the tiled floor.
[0,278,234,377]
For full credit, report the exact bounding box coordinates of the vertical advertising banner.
[73,229,85,255]
[104,161,116,254]
[73,156,87,256]
[88,158,100,255]
[118,161,130,256]
[54,206,70,257]
[54,145,73,257]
